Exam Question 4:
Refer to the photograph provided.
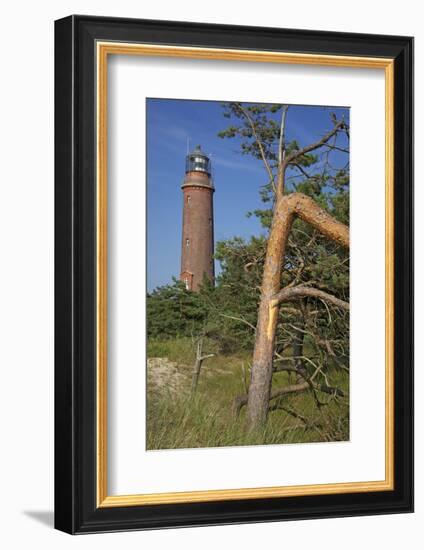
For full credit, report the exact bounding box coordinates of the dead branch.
[247,191,349,429]
[277,105,289,196]
[219,313,256,332]
[235,353,345,418]
[286,192,349,248]
[233,379,345,418]
[268,402,324,431]
[283,119,345,167]
[271,285,349,311]
[191,338,215,396]
[236,104,276,193]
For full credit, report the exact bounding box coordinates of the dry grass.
[146,338,349,450]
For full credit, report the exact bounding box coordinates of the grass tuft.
[146,338,349,450]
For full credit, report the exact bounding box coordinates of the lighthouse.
[180,145,215,291]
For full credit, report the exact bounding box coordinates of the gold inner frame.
[96,42,395,508]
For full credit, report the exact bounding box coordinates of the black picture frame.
[55,15,414,534]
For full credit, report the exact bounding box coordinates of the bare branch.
[271,285,349,311]
[285,192,349,248]
[219,312,256,332]
[323,144,349,154]
[200,354,215,361]
[233,379,345,418]
[284,119,345,166]
[277,105,289,196]
[292,163,312,179]
[236,104,276,193]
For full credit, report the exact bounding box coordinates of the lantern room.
[185,145,211,175]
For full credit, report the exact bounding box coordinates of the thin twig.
[237,103,277,194]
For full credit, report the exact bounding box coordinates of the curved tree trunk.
[246,193,349,430]
[246,198,294,429]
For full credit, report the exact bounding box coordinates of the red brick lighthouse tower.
[180,145,215,291]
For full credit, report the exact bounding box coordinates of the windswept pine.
[147,99,350,449]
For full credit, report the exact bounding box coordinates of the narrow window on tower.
[186,238,190,248]
[187,195,191,205]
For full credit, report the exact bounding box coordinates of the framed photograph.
[54,15,413,534]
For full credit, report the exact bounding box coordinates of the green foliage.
[147,102,350,445]
[148,103,350,362]
[147,250,260,352]
[147,103,349,449]
[147,279,207,339]
[218,103,283,165]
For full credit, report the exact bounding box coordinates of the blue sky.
[146,99,349,291]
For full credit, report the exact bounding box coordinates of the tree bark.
[271,285,350,311]
[246,197,295,428]
[191,340,203,396]
[246,192,349,430]
[191,338,214,396]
